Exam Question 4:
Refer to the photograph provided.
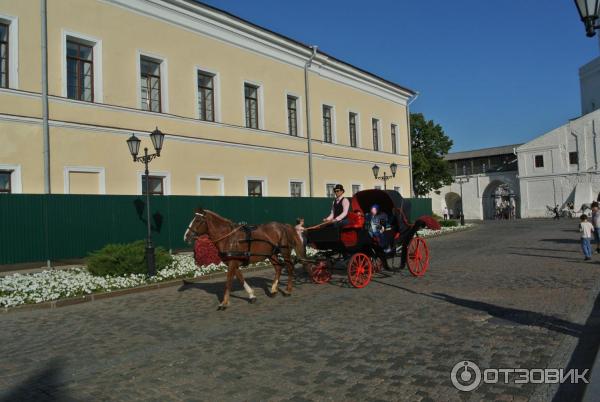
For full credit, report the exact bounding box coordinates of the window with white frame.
[197,71,215,122]
[290,181,303,197]
[349,112,358,148]
[372,118,380,151]
[140,56,162,112]
[391,124,398,154]
[142,175,165,195]
[534,155,544,168]
[394,186,401,194]
[352,184,361,195]
[247,179,263,197]
[198,177,223,196]
[374,185,382,190]
[323,105,333,143]
[326,183,336,198]
[0,170,12,193]
[245,83,259,129]
[0,22,8,88]
[66,40,94,102]
[287,95,298,136]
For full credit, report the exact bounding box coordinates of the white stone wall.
[430,171,519,220]
[517,109,600,218]
[580,55,600,116]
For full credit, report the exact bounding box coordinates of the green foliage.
[87,240,172,277]
[410,113,453,197]
[439,219,459,227]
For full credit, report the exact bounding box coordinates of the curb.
[1,264,272,314]
[418,224,477,239]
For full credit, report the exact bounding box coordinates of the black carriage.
[305,189,433,288]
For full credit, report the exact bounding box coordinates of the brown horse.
[184,208,305,310]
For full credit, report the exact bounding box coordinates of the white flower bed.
[1,226,472,309]
[417,223,474,238]
[0,255,270,309]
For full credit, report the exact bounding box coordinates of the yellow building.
[0,0,416,197]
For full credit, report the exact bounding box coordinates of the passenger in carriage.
[365,204,392,253]
[323,184,350,227]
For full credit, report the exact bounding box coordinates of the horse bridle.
[186,212,206,240]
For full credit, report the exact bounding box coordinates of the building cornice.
[100,0,414,105]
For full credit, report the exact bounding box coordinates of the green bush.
[87,240,172,277]
[431,213,443,221]
[439,219,459,227]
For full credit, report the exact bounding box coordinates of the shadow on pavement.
[508,252,582,262]
[510,246,580,254]
[0,358,67,402]
[553,290,600,402]
[540,238,581,245]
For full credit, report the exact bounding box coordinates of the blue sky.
[199,0,599,152]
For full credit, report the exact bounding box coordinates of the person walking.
[592,202,600,253]
[442,206,448,220]
[579,214,594,261]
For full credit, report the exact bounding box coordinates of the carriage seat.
[342,210,365,230]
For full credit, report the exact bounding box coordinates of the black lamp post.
[126,127,165,276]
[574,0,600,37]
[454,165,470,226]
[372,163,397,190]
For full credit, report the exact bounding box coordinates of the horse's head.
[183,208,209,244]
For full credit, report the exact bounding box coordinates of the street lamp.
[126,127,165,276]
[372,163,397,190]
[454,165,470,226]
[574,0,600,37]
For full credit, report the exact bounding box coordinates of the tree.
[410,113,453,197]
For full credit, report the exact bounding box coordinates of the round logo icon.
[451,360,482,392]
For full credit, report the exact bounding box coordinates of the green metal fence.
[0,194,431,265]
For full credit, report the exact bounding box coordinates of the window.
[197,71,215,121]
[140,57,161,112]
[198,177,223,196]
[244,84,259,129]
[247,180,263,197]
[290,181,303,197]
[372,119,379,151]
[349,113,357,147]
[66,40,93,102]
[142,175,164,195]
[0,170,12,193]
[394,186,401,193]
[391,124,398,154]
[569,152,578,165]
[287,95,298,136]
[326,183,336,198]
[352,184,361,195]
[0,23,8,88]
[374,185,382,190]
[534,155,544,168]
[323,105,333,143]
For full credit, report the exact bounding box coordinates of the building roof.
[178,0,416,97]
[445,144,523,161]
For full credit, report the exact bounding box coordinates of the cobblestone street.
[2,219,600,401]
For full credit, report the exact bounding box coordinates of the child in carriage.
[365,204,392,253]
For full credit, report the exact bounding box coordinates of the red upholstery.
[343,210,365,229]
[340,231,358,247]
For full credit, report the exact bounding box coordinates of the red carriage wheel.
[347,253,372,288]
[407,237,430,277]
[311,261,332,284]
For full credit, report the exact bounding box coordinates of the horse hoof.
[248,297,257,304]
[280,290,291,297]
[217,304,228,311]
[267,291,277,298]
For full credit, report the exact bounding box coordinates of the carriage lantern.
[573,0,600,37]
[126,128,166,277]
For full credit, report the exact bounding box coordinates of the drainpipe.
[405,92,419,197]
[304,45,318,197]
[41,0,50,194]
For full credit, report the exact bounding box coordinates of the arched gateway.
[482,181,517,220]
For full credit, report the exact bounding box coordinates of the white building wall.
[580,52,600,116]
[517,109,600,218]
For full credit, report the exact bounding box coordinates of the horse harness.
[217,225,292,266]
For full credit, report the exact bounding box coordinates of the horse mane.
[204,209,235,227]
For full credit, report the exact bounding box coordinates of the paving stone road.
[2,219,600,402]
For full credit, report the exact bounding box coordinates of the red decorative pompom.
[416,215,441,231]
[194,235,222,267]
